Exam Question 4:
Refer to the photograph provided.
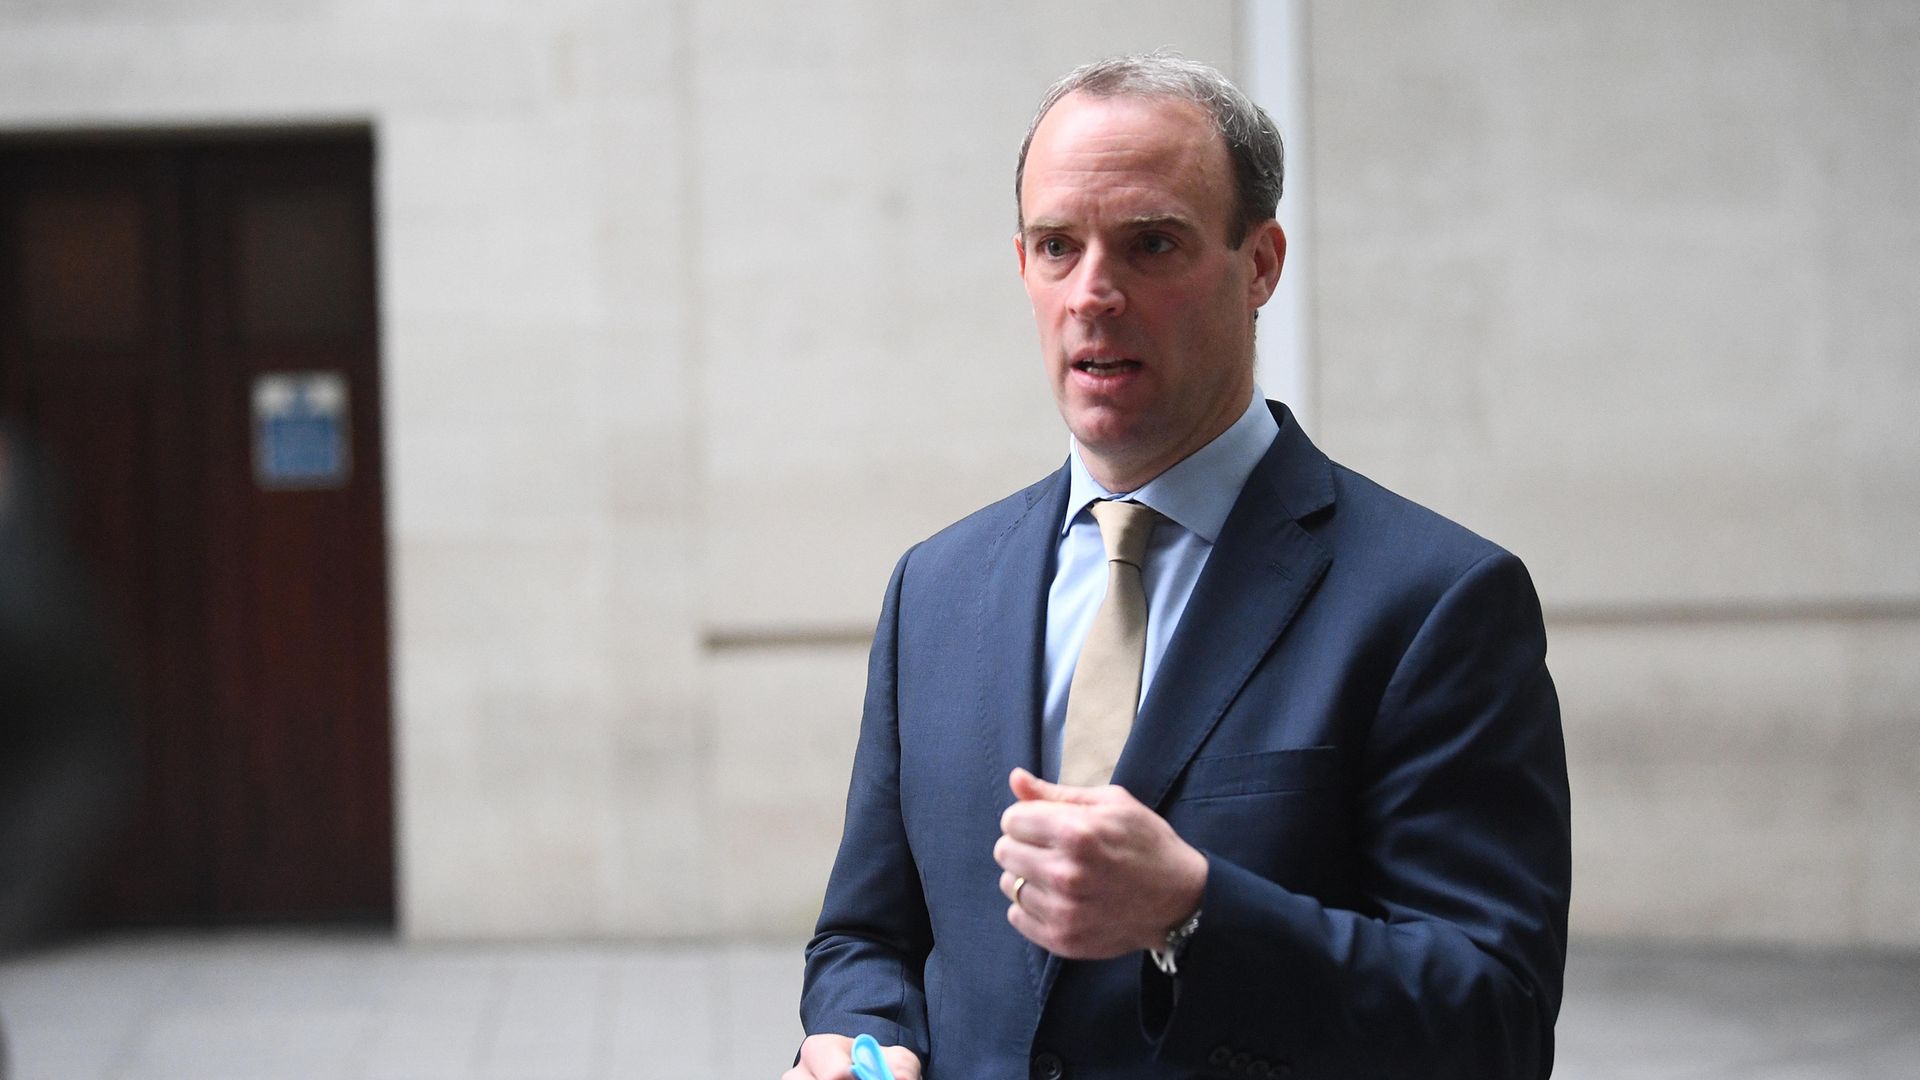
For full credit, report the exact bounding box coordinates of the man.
[790,52,1570,1080]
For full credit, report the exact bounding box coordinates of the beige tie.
[1060,499,1161,787]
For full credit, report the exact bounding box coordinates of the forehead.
[1020,91,1233,227]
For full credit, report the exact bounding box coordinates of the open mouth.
[1074,358,1141,375]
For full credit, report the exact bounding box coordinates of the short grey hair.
[1014,50,1285,247]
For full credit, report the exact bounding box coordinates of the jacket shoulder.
[1321,459,1525,584]
[908,469,1063,566]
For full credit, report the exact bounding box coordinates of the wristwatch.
[1150,909,1201,976]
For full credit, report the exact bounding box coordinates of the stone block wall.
[5,0,1914,946]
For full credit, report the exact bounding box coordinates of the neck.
[1085,456,1170,495]
[1082,391,1255,493]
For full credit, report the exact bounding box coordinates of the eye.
[1137,232,1177,255]
[1038,236,1072,259]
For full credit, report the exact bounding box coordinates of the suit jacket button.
[1230,1052,1252,1073]
[1208,1046,1234,1068]
[1031,1050,1065,1080]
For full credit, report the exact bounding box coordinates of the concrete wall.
[1307,1,1920,946]
[3,0,1914,946]
[0,0,1237,939]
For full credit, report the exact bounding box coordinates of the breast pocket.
[1165,747,1346,891]
[1172,745,1339,801]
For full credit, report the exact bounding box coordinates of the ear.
[1246,220,1286,308]
[1014,231,1028,277]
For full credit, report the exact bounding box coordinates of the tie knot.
[1089,499,1159,568]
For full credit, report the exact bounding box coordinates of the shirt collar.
[1061,390,1280,543]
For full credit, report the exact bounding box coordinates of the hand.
[994,767,1207,959]
[784,1033,923,1079]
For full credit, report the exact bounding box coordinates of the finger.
[1009,766,1044,801]
[1003,788,1115,848]
[795,1033,854,1079]
[1003,868,1061,927]
[1006,886,1045,944]
[999,799,1073,847]
[883,1045,924,1079]
[999,868,1037,908]
[1009,766,1056,802]
[1010,766,1107,805]
[993,829,1050,875]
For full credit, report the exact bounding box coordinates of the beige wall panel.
[600,737,711,937]
[1310,0,1920,946]
[702,648,871,938]
[691,0,1240,632]
[0,23,547,121]
[1558,616,1920,945]
[1308,0,1920,607]
[385,324,613,539]
[380,116,605,328]
[1556,621,1858,943]
[1846,622,1920,945]
[391,532,622,931]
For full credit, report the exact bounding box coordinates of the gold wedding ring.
[1013,876,1028,907]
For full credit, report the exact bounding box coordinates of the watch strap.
[1149,909,1201,976]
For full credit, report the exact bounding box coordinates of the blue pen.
[850,1033,897,1080]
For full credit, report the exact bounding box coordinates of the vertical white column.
[1242,0,1314,432]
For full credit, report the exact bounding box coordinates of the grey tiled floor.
[2,932,1916,1079]
[0,933,805,1080]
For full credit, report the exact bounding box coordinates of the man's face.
[1017,91,1283,491]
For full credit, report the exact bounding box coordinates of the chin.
[1066,413,1149,460]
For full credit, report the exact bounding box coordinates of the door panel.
[195,141,392,920]
[0,134,393,925]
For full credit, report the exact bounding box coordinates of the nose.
[1066,247,1126,320]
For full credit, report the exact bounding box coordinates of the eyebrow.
[1118,214,1199,233]
[1022,213,1200,239]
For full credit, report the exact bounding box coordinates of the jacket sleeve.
[1144,549,1572,1080]
[798,548,935,1059]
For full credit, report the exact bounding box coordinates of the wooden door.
[0,133,394,925]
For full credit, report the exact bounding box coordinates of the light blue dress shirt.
[1040,391,1280,781]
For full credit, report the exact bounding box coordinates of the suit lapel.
[979,464,1067,784]
[977,463,1067,1005]
[1111,404,1336,810]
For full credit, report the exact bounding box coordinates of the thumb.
[1009,767,1104,804]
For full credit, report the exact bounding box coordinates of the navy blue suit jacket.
[802,404,1571,1079]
